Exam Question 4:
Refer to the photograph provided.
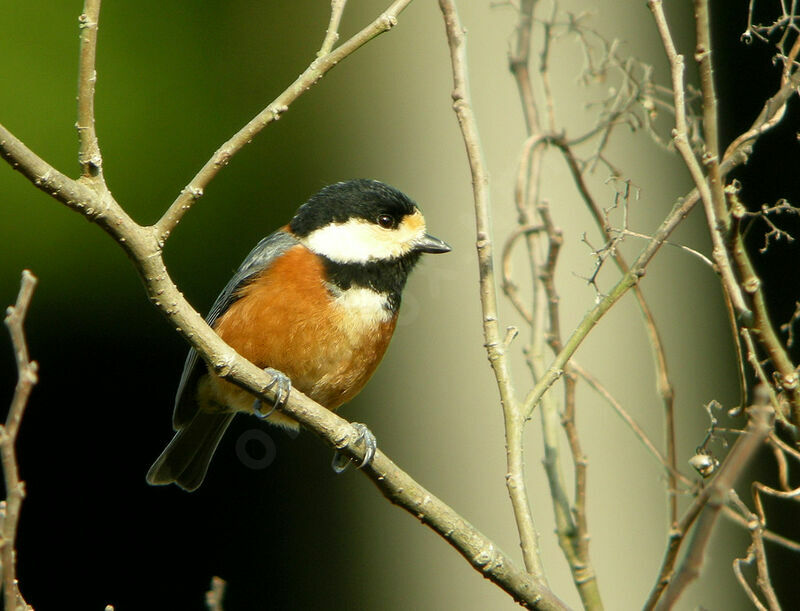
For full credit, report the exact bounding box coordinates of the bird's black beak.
[415,234,451,254]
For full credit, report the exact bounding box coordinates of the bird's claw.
[253,368,292,420]
[331,422,377,473]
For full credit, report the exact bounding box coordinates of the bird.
[146,179,451,491]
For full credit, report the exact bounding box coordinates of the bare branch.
[507,9,624,605]
[731,224,800,423]
[5,2,799,608]
[535,205,603,609]
[0,123,100,212]
[77,0,103,180]
[615,229,714,268]
[1,270,38,611]
[722,504,800,553]
[646,332,779,608]
[2,130,567,611]
[648,0,750,323]
[154,0,414,243]
[572,362,690,488]
[485,52,775,448]
[733,547,771,611]
[438,0,552,588]
[728,490,781,611]
[501,222,545,324]
[694,0,729,234]
[508,0,540,134]
[521,263,640,419]
[551,134,680,524]
[780,301,800,347]
[648,406,773,610]
[723,54,800,165]
[318,0,348,57]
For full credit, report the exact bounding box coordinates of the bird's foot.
[252,368,292,420]
[331,422,377,473]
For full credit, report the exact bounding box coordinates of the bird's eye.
[376,214,394,229]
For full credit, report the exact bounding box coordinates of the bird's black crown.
[289,179,419,237]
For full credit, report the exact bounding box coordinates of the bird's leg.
[331,422,377,473]
[252,368,292,419]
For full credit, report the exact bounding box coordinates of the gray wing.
[172,230,299,428]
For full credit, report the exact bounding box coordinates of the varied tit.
[147,179,451,491]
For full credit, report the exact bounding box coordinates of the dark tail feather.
[146,413,235,492]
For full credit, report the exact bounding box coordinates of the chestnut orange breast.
[213,244,398,411]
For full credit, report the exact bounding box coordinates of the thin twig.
[728,490,781,611]
[511,133,547,344]
[509,0,539,134]
[693,0,729,234]
[645,332,775,608]
[551,134,679,526]
[502,27,800,384]
[649,406,773,610]
[572,362,690,487]
[438,0,550,587]
[722,504,800,553]
[615,229,714,268]
[501,222,545,324]
[731,218,800,424]
[1,270,38,611]
[648,0,750,323]
[154,0,414,243]
[77,0,103,179]
[537,206,603,609]
[769,432,800,464]
[538,2,558,132]
[720,5,800,423]
[507,7,604,605]
[521,264,642,420]
[769,442,791,491]
[722,62,800,164]
[318,0,348,56]
[733,549,770,611]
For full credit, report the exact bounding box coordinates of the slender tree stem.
[318,0,348,56]
[77,0,103,180]
[1,271,38,611]
[438,0,549,584]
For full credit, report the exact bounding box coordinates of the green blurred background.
[1,1,798,609]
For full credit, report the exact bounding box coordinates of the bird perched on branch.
[147,179,451,491]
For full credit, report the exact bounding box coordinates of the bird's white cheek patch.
[303,214,426,264]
